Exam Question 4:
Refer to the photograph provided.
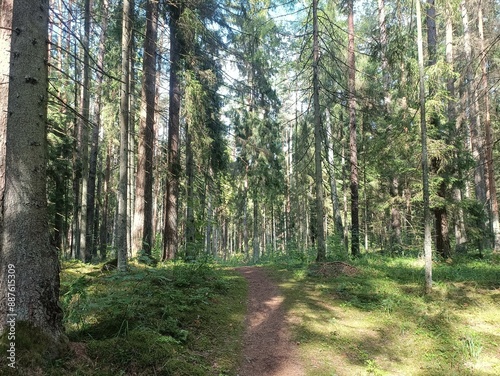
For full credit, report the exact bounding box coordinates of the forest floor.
[2,254,499,375]
[235,266,305,376]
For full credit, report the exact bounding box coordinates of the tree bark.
[78,0,91,263]
[252,193,260,263]
[426,0,451,259]
[134,0,157,257]
[478,0,500,252]
[185,121,196,259]
[416,0,433,293]
[447,2,467,253]
[325,110,344,237]
[99,144,111,260]
[163,2,182,260]
[117,0,132,271]
[312,0,326,261]
[348,0,359,257]
[0,0,64,344]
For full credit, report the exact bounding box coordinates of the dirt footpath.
[235,267,305,376]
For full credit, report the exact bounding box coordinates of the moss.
[0,321,67,375]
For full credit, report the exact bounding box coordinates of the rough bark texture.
[134,0,157,257]
[0,0,64,341]
[78,0,91,263]
[163,3,182,261]
[236,267,304,376]
[185,123,196,259]
[348,0,359,257]
[447,2,467,252]
[312,0,326,262]
[117,0,131,271]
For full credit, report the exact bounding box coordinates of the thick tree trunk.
[117,0,132,271]
[0,0,64,344]
[312,0,326,261]
[163,3,182,261]
[348,0,359,257]
[134,0,157,257]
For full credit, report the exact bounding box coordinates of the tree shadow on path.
[235,266,305,376]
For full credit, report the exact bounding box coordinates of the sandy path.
[235,267,305,376]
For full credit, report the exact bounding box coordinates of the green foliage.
[0,322,67,374]
[265,251,500,374]
[48,261,246,375]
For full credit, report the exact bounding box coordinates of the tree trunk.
[447,2,467,252]
[348,0,359,257]
[77,0,91,263]
[163,3,182,261]
[252,193,260,263]
[134,0,157,257]
[461,1,486,206]
[117,0,132,271]
[185,121,196,259]
[0,0,64,345]
[99,145,111,260]
[425,0,451,259]
[416,0,433,293]
[312,0,326,261]
[325,110,344,237]
[478,0,500,252]
[85,0,108,262]
[378,0,390,106]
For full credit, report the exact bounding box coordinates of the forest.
[0,0,499,375]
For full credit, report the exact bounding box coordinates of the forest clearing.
[2,0,500,375]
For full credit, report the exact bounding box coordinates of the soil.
[235,266,305,376]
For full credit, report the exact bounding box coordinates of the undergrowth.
[265,252,500,376]
[45,260,246,376]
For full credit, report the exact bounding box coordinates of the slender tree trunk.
[78,0,91,263]
[185,121,196,259]
[348,0,359,257]
[252,193,259,263]
[426,0,451,259]
[243,168,249,259]
[86,0,108,262]
[341,117,349,254]
[478,1,500,252]
[416,0,433,293]
[312,0,326,261]
[378,0,390,106]
[325,110,344,236]
[128,23,136,258]
[447,3,467,252]
[461,1,486,205]
[117,0,132,271]
[134,0,158,257]
[0,0,64,344]
[163,3,182,261]
[99,145,111,260]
